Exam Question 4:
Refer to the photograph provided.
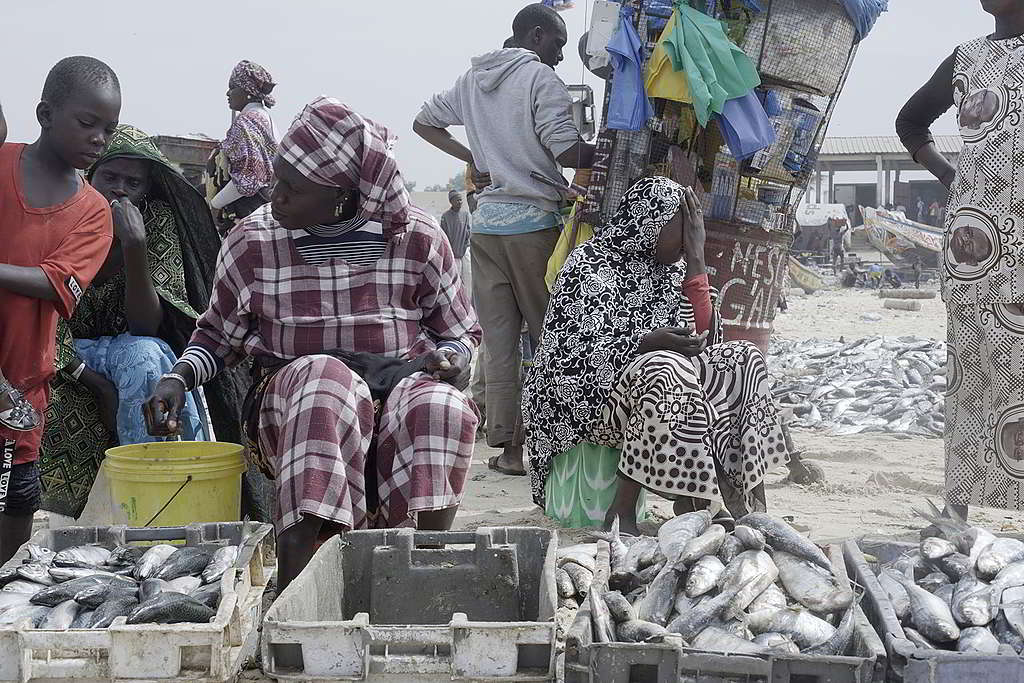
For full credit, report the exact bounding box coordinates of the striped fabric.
[292,218,388,268]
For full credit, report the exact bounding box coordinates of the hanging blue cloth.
[607,6,654,131]
[840,0,887,42]
[715,91,776,161]
[755,88,782,117]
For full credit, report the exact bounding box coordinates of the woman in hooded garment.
[144,97,480,590]
[207,60,278,232]
[38,125,258,520]
[523,176,788,535]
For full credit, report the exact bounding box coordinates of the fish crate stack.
[844,536,1024,683]
[261,526,557,682]
[564,518,886,683]
[580,0,864,352]
[0,521,275,682]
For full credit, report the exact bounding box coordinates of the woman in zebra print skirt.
[522,176,788,535]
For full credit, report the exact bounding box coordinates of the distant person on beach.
[883,269,903,289]
[0,57,119,562]
[206,60,278,234]
[415,3,595,476]
[897,0,1024,518]
[440,190,472,292]
[913,257,923,289]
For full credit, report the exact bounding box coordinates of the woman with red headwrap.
[145,97,481,589]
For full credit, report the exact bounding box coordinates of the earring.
[334,202,344,219]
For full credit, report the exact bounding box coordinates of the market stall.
[573,0,884,352]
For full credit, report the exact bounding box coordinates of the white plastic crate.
[262,527,557,682]
[0,521,275,682]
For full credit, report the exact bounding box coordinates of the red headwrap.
[278,97,410,237]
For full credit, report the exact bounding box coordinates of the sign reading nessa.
[706,232,789,333]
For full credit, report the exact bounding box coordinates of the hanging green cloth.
[662,1,761,127]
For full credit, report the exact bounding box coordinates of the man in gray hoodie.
[414,3,594,477]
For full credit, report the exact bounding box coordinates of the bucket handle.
[144,474,193,527]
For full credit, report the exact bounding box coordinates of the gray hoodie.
[417,49,580,215]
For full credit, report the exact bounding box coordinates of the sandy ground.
[457,286,1024,547]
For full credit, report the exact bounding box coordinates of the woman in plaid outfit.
[145,97,480,590]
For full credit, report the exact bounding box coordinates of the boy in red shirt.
[0,57,120,562]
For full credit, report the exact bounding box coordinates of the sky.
[0,1,995,188]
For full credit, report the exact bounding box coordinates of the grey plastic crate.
[844,537,1024,683]
[566,544,886,683]
[0,521,275,682]
[262,526,557,681]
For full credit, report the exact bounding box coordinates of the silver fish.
[0,592,32,612]
[992,610,1024,653]
[106,545,147,567]
[733,525,766,551]
[691,626,768,654]
[135,544,178,580]
[53,545,111,568]
[773,551,853,615]
[140,578,172,602]
[3,580,44,594]
[805,607,855,656]
[736,513,831,570]
[918,572,950,593]
[903,627,938,650]
[878,569,910,622]
[70,609,94,629]
[603,591,636,623]
[16,563,55,586]
[920,536,957,561]
[929,553,971,583]
[685,555,725,598]
[74,584,138,609]
[934,583,955,611]
[190,583,221,610]
[49,566,128,583]
[1000,585,1024,638]
[717,535,744,565]
[0,604,50,627]
[617,619,668,643]
[951,575,994,627]
[746,607,836,649]
[32,575,132,607]
[977,538,1024,580]
[26,544,55,566]
[89,595,139,628]
[748,583,789,613]
[667,580,749,641]
[752,631,799,653]
[957,626,1001,654]
[562,562,593,597]
[155,547,212,581]
[589,589,615,643]
[556,569,575,599]
[680,525,726,566]
[622,537,658,575]
[659,511,712,564]
[557,550,596,574]
[39,600,79,630]
[717,550,778,615]
[636,560,686,627]
[891,573,960,642]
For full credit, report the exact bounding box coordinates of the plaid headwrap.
[228,60,276,108]
[279,96,410,237]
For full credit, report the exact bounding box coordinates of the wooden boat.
[787,256,825,294]
[860,206,941,268]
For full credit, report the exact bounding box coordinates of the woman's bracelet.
[160,372,191,393]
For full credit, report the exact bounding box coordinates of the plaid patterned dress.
[186,205,480,532]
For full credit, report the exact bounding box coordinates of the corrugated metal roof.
[819,135,962,157]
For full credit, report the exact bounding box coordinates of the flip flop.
[487,455,526,477]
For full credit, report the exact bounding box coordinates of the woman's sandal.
[0,381,41,432]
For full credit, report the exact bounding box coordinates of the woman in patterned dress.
[897,0,1024,517]
[38,125,245,520]
[144,98,480,590]
[522,176,788,535]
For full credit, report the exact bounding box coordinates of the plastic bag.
[840,0,887,42]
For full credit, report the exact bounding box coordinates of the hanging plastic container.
[103,441,246,527]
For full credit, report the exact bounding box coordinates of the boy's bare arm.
[0,265,58,301]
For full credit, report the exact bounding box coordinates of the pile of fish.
[0,540,240,629]
[769,336,946,438]
[566,512,857,657]
[873,502,1024,655]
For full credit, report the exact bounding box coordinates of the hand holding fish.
[143,376,187,437]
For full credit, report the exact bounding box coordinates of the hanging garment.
[658,3,761,127]
[607,6,655,131]
[646,23,693,105]
[715,91,777,160]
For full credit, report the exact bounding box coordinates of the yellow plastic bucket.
[102,441,246,527]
